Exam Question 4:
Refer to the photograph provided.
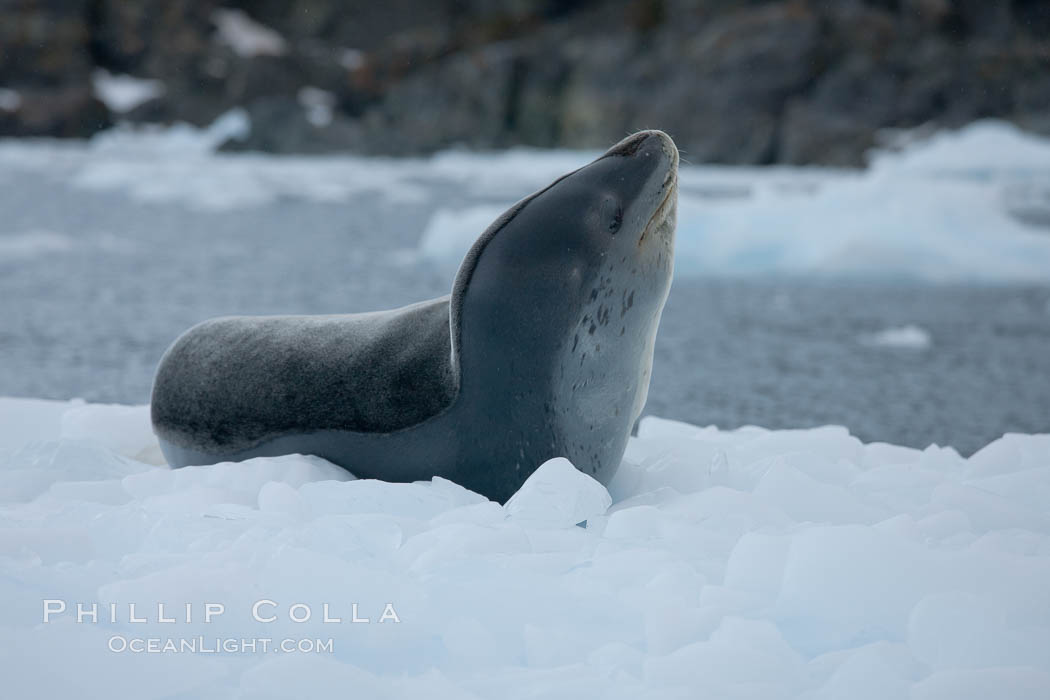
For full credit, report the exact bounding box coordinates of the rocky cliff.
[2,0,1048,165]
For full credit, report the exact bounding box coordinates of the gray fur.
[152,130,679,503]
[151,297,455,451]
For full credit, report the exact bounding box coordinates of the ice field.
[419,120,1050,282]
[0,398,1048,698]
[3,115,1049,282]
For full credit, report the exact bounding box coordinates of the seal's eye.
[609,206,623,234]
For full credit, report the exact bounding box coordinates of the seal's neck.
[454,297,575,408]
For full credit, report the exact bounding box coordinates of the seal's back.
[151,296,455,456]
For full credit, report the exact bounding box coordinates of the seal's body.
[152,130,678,502]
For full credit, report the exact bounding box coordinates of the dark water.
[2,170,1049,455]
[648,280,1050,454]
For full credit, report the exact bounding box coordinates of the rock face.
[0,0,111,135]
[1,0,1049,165]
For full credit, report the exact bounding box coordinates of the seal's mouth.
[640,153,678,246]
[636,131,679,246]
[639,177,677,246]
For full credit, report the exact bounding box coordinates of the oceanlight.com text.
[107,636,335,654]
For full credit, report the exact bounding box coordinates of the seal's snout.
[606,130,679,170]
[603,131,679,202]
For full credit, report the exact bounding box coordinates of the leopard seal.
[151,130,678,503]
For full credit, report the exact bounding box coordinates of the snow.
[87,108,250,156]
[2,117,1046,281]
[872,122,1050,173]
[339,49,366,71]
[1,396,1047,697]
[0,87,21,112]
[0,230,75,260]
[212,9,288,58]
[418,205,505,266]
[297,87,336,128]
[417,120,1050,283]
[861,324,933,349]
[667,121,1050,282]
[91,69,166,113]
[504,457,612,528]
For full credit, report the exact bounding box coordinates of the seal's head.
[451,130,678,483]
[453,129,678,350]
